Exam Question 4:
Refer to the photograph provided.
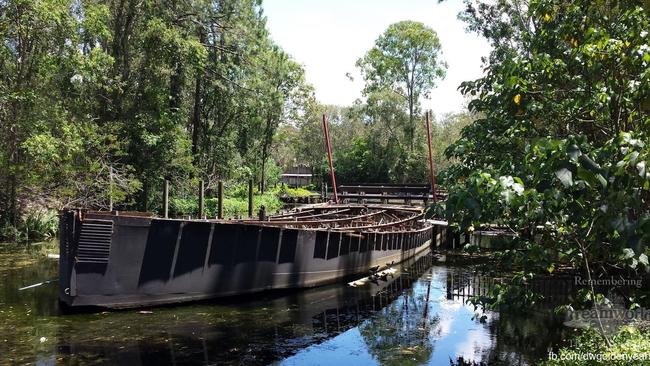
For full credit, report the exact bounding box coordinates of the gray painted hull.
[59,210,443,309]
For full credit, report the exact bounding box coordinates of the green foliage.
[541,325,650,366]
[221,193,282,219]
[204,193,282,219]
[466,272,543,314]
[277,186,314,198]
[334,137,382,183]
[20,209,58,242]
[287,101,472,185]
[442,0,650,314]
[167,184,283,219]
[0,209,58,243]
[357,20,447,152]
[168,197,199,218]
[0,0,314,240]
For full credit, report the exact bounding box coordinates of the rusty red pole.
[425,111,437,203]
[322,114,339,204]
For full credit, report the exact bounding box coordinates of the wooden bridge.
[329,183,447,205]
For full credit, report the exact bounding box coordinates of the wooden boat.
[58,204,442,309]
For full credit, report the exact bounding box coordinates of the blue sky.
[262,0,491,117]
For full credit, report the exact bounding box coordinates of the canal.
[0,243,567,365]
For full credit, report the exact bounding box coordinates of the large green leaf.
[555,168,573,187]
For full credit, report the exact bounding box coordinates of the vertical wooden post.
[163,179,169,219]
[217,180,224,219]
[248,179,254,218]
[198,180,205,218]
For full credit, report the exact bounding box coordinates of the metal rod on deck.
[217,180,224,219]
[198,180,205,218]
[425,111,437,203]
[248,179,254,217]
[322,114,338,203]
[163,179,169,218]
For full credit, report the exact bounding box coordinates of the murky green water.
[0,243,567,365]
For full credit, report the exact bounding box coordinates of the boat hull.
[59,210,443,309]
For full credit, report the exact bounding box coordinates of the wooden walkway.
[331,183,447,204]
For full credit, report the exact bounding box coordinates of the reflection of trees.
[359,268,569,366]
[52,255,438,365]
[445,272,569,365]
[359,279,440,366]
[0,248,60,364]
[480,311,567,366]
[448,356,485,365]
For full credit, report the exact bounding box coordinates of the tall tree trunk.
[141,180,149,212]
[260,155,266,193]
[408,96,414,152]
[7,102,20,227]
[407,64,416,153]
[169,0,183,116]
[191,30,205,158]
[260,149,267,194]
[191,74,201,157]
[8,165,17,227]
[102,0,137,124]
[260,115,274,193]
[169,61,183,113]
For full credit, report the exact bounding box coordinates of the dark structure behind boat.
[59,204,447,309]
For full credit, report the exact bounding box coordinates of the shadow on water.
[0,243,568,365]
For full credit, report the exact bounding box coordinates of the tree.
[290,97,473,185]
[255,45,312,193]
[356,21,446,151]
[0,0,315,238]
[0,0,72,227]
[443,0,650,310]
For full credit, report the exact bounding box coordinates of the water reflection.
[282,268,567,366]
[0,245,567,365]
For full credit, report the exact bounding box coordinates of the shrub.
[169,197,198,218]
[276,185,314,198]
[20,209,58,241]
[203,193,282,219]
